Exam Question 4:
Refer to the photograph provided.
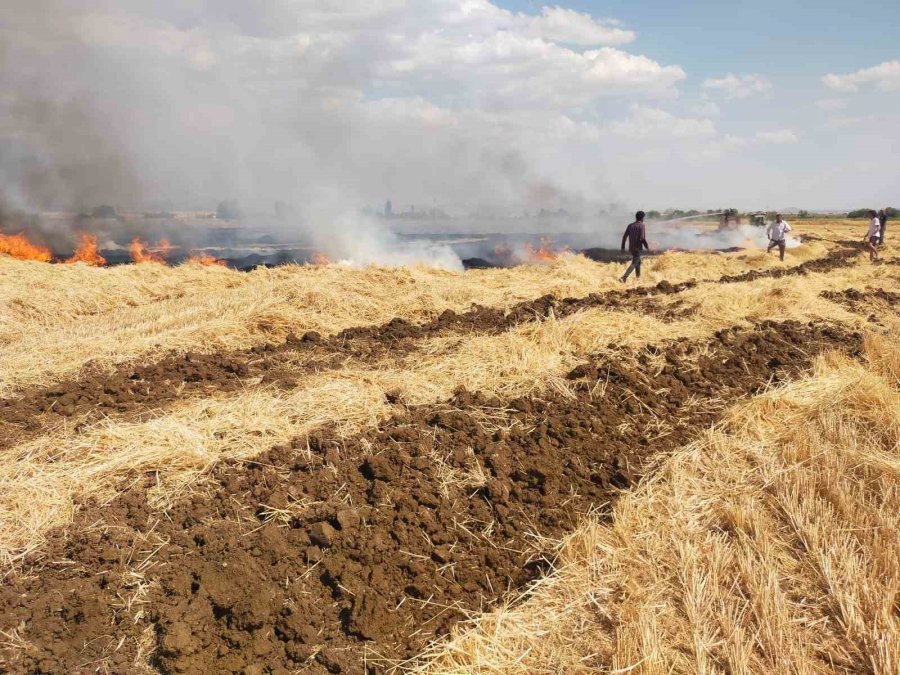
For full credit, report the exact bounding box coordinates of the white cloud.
[701,73,772,99]
[822,60,900,92]
[378,32,685,110]
[814,98,849,111]
[818,113,900,132]
[436,1,635,46]
[610,106,716,140]
[693,101,721,116]
[821,115,868,130]
[691,128,797,161]
[754,129,798,144]
[517,6,635,46]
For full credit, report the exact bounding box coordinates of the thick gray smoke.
[1,0,628,264]
[9,1,789,266]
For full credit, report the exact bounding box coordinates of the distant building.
[385,199,392,217]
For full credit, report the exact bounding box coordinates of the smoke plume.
[0,1,721,264]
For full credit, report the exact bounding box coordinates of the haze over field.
[1,0,897,221]
[0,5,898,672]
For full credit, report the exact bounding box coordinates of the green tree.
[847,209,871,218]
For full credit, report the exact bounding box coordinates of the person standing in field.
[766,214,791,261]
[620,210,649,283]
[865,210,881,261]
[878,208,887,245]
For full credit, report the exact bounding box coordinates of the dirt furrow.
[0,284,690,451]
[716,243,859,282]
[820,287,899,323]
[0,320,861,675]
[0,244,860,451]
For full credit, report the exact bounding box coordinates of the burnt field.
[0,226,898,674]
[2,219,770,271]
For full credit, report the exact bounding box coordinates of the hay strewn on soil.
[657,262,898,329]
[0,221,896,672]
[0,237,848,396]
[1,260,894,566]
[0,307,665,565]
[411,330,900,674]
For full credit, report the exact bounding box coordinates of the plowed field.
[1,221,897,675]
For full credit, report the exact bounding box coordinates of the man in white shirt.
[865,210,880,261]
[766,214,792,261]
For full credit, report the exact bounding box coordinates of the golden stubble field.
[0,218,897,674]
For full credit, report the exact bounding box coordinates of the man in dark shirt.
[620,210,650,283]
[878,208,887,245]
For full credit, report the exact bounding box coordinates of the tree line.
[847,207,897,219]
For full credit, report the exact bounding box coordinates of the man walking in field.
[766,214,791,261]
[620,210,649,283]
[865,210,881,261]
[878,208,887,245]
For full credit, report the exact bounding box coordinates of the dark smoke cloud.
[3,96,141,212]
[0,1,628,208]
[1,1,667,261]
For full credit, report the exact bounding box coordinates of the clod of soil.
[718,243,859,283]
[0,281,691,451]
[0,244,860,452]
[0,320,860,675]
[821,287,899,323]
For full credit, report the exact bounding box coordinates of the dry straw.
[0,250,896,567]
[0,234,850,396]
[0,307,665,565]
[0,222,896,671]
[410,329,900,675]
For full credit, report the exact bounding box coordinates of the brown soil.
[0,281,692,451]
[1,243,862,452]
[717,243,859,283]
[0,320,861,675]
[0,343,346,450]
[820,287,900,323]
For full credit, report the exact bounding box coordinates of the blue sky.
[500,0,899,77]
[494,0,900,209]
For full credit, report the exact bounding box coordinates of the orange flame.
[130,238,160,263]
[0,231,52,262]
[310,251,331,265]
[157,238,173,257]
[130,237,172,264]
[65,234,106,266]
[186,254,227,267]
[522,237,568,264]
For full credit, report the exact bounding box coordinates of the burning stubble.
[0,2,800,269]
[0,1,620,267]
